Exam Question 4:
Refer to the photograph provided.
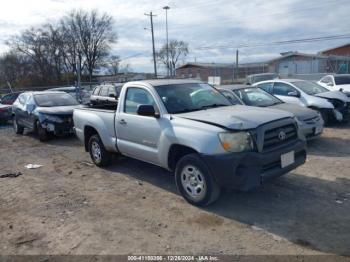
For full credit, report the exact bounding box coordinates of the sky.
[0,0,350,74]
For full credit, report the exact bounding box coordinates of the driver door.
[115,87,162,165]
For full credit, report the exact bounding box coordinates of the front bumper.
[299,118,324,140]
[41,122,74,136]
[201,139,306,191]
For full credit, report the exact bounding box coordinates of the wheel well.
[84,126,98,152]
[168,144,197,171]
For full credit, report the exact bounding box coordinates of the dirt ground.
[0,123,349,256]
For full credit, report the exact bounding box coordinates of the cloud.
[0,0,350,73]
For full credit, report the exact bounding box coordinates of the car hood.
[175,105,293,130]
[36,105,83,115]
[315,91,350,102]
[269,103,317,121]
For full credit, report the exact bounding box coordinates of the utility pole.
[145,12,158,78]
[235,49,239,80]
[163,6,170,77]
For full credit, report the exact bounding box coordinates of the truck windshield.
[155,83,232,114]
[233,87,282,107]
[335,75,350,85]
[291,81,328,95]
[34,93,79,107]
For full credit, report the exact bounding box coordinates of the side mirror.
[287,91,300,97]
[137,104,159,118]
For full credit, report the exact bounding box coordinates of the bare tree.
[106,55,120,75]
[66,10,117,82]
[156,40,189,77]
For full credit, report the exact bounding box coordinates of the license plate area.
[281,151,295,168]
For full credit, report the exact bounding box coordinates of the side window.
[273,82,297,96]
[257,83,273,94]
[321,76,333,85]
[124,87,157,115]
[108,86,117,97]
[99,86,109,97]
[1,94,11,103]
[220,90,242,105]
[93,86,101,95]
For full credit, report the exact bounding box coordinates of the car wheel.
[88,134,112,167]
[37,121,49,142]
[319,110,329,125]
[175,153,221,206]
[13,117,24,135]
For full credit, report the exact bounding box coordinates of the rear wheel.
[88,134,112,167]
[175,153,221,206]
[13,117,24,135]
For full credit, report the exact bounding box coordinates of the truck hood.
[315,91,350,102]
[36,105,83,115]
[175,105,293,130]
[269,103,317,121]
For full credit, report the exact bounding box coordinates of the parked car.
[218,85,324,140]
[318,74,350,96]
[90,83,123,107]
[73,79,306,206]
[254,79,350,124]
[12,91,83,141]
[0,92,21,105]
[246,73,278,85]
[0,104,12,123]
[46,86,91,105]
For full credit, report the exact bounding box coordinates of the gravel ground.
[0,123,349,256]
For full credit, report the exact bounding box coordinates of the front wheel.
[175,153,221,206]
[13,117,24,135]
[37,121,49,142]
[88,134,112,167]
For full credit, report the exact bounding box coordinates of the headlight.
[43,114,63,123]
[218,132,253,152]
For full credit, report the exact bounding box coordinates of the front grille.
[263,124,297,151]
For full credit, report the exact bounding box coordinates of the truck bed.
[73,106,118,152]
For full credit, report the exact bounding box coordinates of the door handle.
[119,119,127,125]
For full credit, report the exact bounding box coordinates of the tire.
[37,121,49,142]
[175,153,221,206]
[88,134,112,167]
[319,110,329,126]
[13,117,24,135]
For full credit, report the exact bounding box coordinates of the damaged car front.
[12,91,83,141]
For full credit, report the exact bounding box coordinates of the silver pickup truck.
[73,79,307,206]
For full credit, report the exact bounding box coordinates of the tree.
[156,40,189,77]
[65,10,117,82]
[106,55,120,75]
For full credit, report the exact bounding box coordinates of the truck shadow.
[107,157,350,256]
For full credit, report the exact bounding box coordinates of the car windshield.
[155,83,232,114]
[291,81,328,95]
[233,87,282,107]
[335,75,350,85]
[34,93,79,107]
